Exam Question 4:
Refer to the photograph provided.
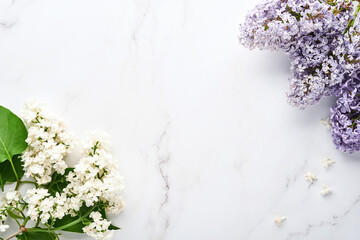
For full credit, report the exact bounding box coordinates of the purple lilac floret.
[239,0,360,108]
[331,73,360,153]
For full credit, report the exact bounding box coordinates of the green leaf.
[43,168,74,197]
[98,208,121,230]
[16,230,58,240]
[109,224,121,230]
[7,209,24,219]
[0,155,25,191]
[52,214,85,233]
[0,106,28,163]
[51,205,94,233]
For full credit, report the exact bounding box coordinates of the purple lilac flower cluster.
[331,73,360,153]
[239,0,360,153]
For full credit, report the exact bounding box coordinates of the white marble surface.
[1,0,360,239]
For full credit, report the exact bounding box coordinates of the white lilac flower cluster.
[0,100,124,240]
[2,189,21,208]
[65,131,125,215]
[25,131,124,240]
[0,189,21,232]
[83,211,113,240]
[25,188,68,223]
[240,0,360,153]
[21,100,74,184]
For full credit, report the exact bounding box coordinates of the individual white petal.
[305,171,318,183]
[274,215,286,227]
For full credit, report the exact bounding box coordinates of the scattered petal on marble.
[274,216,286,227]
[321,157,336,169]
[305,171,318,184]
[321,184,332,196]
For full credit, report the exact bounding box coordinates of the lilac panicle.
[331,73,360,153]
[239,0,360,108]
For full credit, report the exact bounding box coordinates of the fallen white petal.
[321,184,332,196]
[321,157,336,169]
[274,215,286,227]
[305,170,318,184]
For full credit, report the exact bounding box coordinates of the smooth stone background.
[1,0,360,239]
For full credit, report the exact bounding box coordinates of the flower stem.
[20,181,37,187]
[14,181,20,191]
[15,180,38,191]
[22,217,30,226]
[35,218,41,228]
[8,158,19,183]
[3,226,26,240]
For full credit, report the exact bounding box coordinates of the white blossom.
[274,215,286,227]
[64,131,125,214]
[22,131,124,240]
[25,188,50,221]
[21,123,123,240]
[0,224,9,232]
[25,187,72,223]
[0,101,125,240]
[321,184,332,196]
[83,211,113,240]
[3,189,20,207]
[321,157,336,169]
[305,170,318,184]
[0,189,22,233]
[21,99,74,185]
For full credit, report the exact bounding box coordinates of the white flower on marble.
[274,215,286,227]
[321,157,336,169]
[64,131,125,215]
[0,96,124,239]
[83,211,114,240]
[21,99,74,185]
[4,189,21,207]
[305,170,318,184]
[24,131,125,233]
[321,184,332,196]
[25,188,51,222]
[0,189,22,233]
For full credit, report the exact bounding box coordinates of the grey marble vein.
[157,120,171,236]
[285,158,308,191]
[130,0,151,48]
